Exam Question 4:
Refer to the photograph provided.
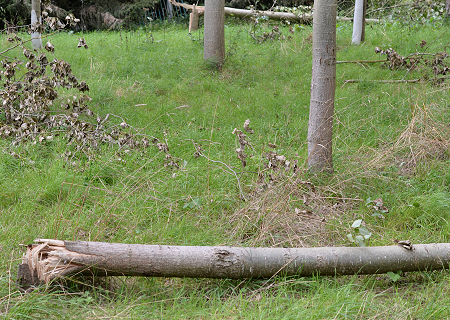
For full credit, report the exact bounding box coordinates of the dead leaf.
[243,119,254,134]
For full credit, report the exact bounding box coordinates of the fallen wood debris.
[337,59,386,64]
[168,0,380,24]
[343,79,422,85]
[17,239,450,290]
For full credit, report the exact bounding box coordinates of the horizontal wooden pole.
[169,0,380,23]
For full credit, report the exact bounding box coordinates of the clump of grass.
[227,172,355,247]
[368,103,450,175]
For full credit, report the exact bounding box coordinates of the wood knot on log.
[214,249,237,268]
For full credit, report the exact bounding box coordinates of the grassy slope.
[1,19,450,318]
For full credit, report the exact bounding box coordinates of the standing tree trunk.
[352,0,365,45]
[31,0,42,50]
[361,0,367,42]
[446,0,450,18]
[307,0,337,172]
[203,0,225,68]
[166,0,174,20]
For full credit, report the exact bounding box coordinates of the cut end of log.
[17,239,89,289]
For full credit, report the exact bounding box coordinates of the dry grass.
[227,172,357,248]
[368,103,450,175]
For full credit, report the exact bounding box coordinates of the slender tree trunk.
[446,0,450,18]
[361,0,367,42]
[203,0,225,68]
[307,0,337,172]
[17,239,450,289]
[166,0,174,20]
[352,0,365,44]
[31,0,42,50]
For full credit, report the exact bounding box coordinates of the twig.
[342,79,421,86]
[366,3,411,14]
[336,60,386,64]
[200,153,246,201]
[188,140,246,201]
[0,31,58,57]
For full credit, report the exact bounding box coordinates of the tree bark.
[352,0,365,45]
[307,0,337,172]
[17,239,450,289]
[203,0,225,68]
[166,0,174,20]
[31,0,42,50]
[361,0,367,42]
[446,0,450,18]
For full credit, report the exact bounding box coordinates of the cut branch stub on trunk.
[17,239,450,290]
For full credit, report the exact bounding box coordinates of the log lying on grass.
[169,0,380,24]
[17,239,450,288]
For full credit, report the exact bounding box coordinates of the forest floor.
[1,18,450,318]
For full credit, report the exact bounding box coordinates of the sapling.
[347,219,372,247]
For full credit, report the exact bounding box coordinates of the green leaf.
[192,197,202,207]
[359,226,372,238]
[355,235,366,247]
[347,233,354,242]
[351,219,362,228]
[372,212,385,219]
[366,197,373,205]
[183,202,191,209]
[387,271,401,282]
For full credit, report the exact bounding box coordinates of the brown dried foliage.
[375,46,450,84]
[0,22,178,167]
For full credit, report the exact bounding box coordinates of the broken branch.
[168,0,379,23]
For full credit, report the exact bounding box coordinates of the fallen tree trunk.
[169,0,379,23]
[17,239,450,289]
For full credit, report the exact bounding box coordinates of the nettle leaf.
[183,197,202,209]
[351,219,362,228]
[387,271,401,282]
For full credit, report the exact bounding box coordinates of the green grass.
[1,18,450,318]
